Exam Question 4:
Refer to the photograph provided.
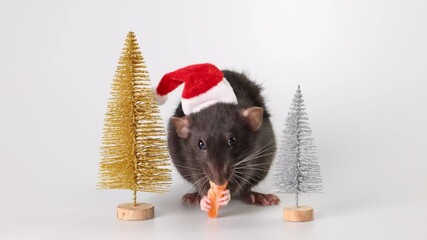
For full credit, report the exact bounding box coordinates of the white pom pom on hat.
[154,63,238,115]
[152,87,168,105]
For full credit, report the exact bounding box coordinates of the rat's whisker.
[234,169,270,176]
[236,142,272,163]
[234,170,268,180]
[229,179,237,193]
[234,151,276,166]
[243,147,276,161]
[237,146,256,161]
[234,142,275,166]
[234,168,270,174]
[236,161,274,167]
[229,176,244,193]
[241,141,274,160]
[177,170,205,180]
[234,170,268,183]
[197,178,210,196]
[174,164,203,171]
[234,167,267,176]
[233,172,253,186]
[193,176,208,187]
[234,168,269,176]
[181,175,207,196]
[235,162,273,170]
[179,172,205,179]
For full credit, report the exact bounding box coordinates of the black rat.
[168,70,280,211]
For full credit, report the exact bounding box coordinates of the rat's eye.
[198,140,206,150]
[228,137,236,147]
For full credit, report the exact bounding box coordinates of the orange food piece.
[207,181,228,218]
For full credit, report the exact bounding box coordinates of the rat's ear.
[241,107,264,131]
[171,116,190,138]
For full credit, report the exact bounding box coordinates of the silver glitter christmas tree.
[273,85,322,208]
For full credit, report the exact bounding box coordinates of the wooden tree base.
[283,206,314,222]
[117,203,154,221]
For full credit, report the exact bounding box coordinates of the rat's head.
[171,103,263,186]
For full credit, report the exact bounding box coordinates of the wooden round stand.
[117,203,154,221]
[283,206,313,222]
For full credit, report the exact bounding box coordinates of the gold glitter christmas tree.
[98,32,171,219]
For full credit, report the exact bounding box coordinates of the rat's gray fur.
[167,70,276,199]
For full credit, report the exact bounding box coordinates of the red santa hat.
[154,63,238,115]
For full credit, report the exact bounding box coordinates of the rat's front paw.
[200,195,212,212]
[218,189,231,206]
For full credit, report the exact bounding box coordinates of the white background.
[1,0,427,239]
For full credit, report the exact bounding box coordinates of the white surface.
[1,0,427,239]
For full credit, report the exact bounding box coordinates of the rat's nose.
[207,162,228,186]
